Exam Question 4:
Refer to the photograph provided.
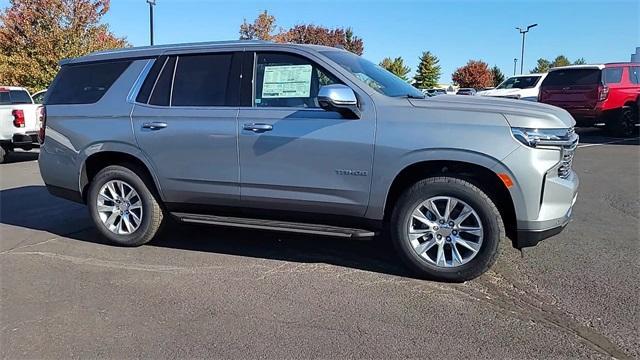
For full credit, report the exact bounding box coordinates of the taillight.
[598,85,609,101]
[37,106,46,144]
[12,109,25,128]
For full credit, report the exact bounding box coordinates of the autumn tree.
[0,0,128,92]
[451,60,492,89]
[239,11,364,55]
[239,10,276,40]
[573,57,587,65]
[490,65,505,87]
[413,51,441,89]
[379,57,410,81]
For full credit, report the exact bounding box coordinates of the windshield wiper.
[400,94,425,99]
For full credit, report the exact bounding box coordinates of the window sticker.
[262,64,312,98]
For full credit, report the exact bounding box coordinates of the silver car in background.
[38,41,578,281]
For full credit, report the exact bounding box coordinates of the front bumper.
[515,192,576,248]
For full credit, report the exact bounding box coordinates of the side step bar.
[171,212,376,239]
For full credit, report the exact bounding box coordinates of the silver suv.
[38,41,579,281]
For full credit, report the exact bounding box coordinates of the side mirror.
[318,84,361,119]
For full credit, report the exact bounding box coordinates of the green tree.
[0,0,128,93]
[490,65,505,87]
[551,55,571,67]
[530,58,551,73]
[379,57,411,81]
[573,57,587,65]
[413,51,441,89]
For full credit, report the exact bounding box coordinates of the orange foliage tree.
[451,60,493,89]
[0,0,128,92]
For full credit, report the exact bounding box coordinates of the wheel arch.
[79,146,163,203]
[382,158,518,244]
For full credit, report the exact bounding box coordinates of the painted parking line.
[578,137,640,148]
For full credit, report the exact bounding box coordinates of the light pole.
[516,23,537,74]
[513,58,518,75]
[147,0,156,46]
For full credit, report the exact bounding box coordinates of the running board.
[171,212,376,239]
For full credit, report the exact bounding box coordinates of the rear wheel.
[607,106,638,138]
[0,144,11,164]
[87,165,164,246]
[390,177,502,282]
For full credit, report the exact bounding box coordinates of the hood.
[408,95,575,129]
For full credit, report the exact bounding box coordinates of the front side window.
[602,67,623,84]
[254,52,341,108]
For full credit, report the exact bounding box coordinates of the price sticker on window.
[261,65,312,98]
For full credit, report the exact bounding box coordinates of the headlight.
[511,127,575,148]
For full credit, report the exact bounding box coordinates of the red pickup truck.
[538,63,640,137]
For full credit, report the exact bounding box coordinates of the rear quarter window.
[47,60,132,105]
[629,66,640,84]
[543,69,601,86]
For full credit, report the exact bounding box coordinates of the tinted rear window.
[47,60,131,104]
[543,69,601,86]
[0,90,32,105]
[149,57,176,106]
[171,53,235,106]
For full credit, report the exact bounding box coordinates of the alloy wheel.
[97,180,143,235]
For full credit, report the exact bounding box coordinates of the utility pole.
[516,23,537,74]
[147,0,156,46]
[513,58,518,75]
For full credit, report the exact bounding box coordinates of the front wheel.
[87,165,164,246]
[390,177,503,282]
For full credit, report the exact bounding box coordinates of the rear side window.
[149,57,176,106]
[629,66,640,84]
[543,69,601,86]
[172,53,236,106]
[602,67,623,84]
[47,60,131,104]
[0,90,32,105]
[136,56,167,103]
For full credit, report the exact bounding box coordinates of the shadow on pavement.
[1,150,39,164]
[0,185,410,278]
[576,127,639,145]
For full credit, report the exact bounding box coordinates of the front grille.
[558,129,578,179]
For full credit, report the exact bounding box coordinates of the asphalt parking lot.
[1,128,638,359]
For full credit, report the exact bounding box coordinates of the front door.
[238,51,376,217]
[132,52,242,206]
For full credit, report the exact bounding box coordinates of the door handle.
[243,123,273,133]
[142,122,168,130]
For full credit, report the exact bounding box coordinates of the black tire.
[607,106,638,138]
[390,177,503,282]
[0,145,6,164]
[87,165,164,246]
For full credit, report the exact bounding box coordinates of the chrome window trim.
[126,59,154,104]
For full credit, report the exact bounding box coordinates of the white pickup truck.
[0,86,42,163]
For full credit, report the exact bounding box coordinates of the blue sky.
[2,0,639,82]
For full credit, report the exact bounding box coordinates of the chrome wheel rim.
[97,180,143,235]
[408,196,483,268]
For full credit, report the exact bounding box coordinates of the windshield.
[497,76,541,89]
[321,50,424,98]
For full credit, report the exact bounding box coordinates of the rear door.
[539,68,602,109]
[132,52,242,207]
[236,51,376,217]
